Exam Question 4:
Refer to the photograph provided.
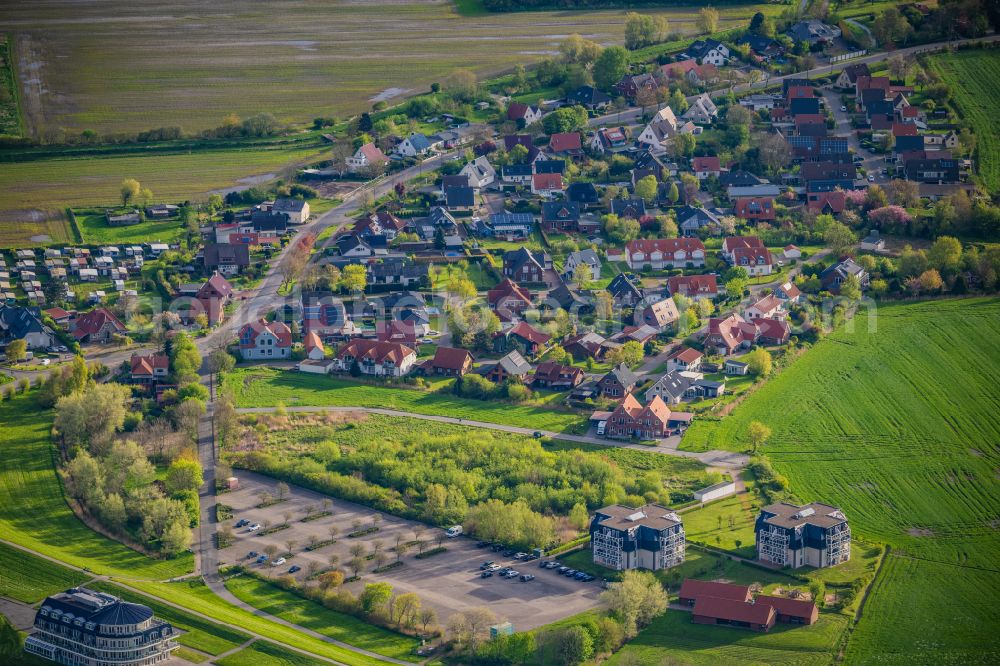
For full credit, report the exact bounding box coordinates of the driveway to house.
[235,405,748,469]
[221,470,604,632]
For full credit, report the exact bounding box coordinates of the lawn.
[224,367,588,433]
[224,574,419,661]
[682,493,759,557]
[0,541,90,604]
[0,144,326,222]
[214,640,330,666]
[76,209,186,245]
[0,394,193,580]
[88,581,251,656]
[0,208,75,248]
[926,48,1000,193]
[126,578,407,666]
[606,608,850,666]
[680,298,1000,659]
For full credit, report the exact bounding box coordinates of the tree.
[697,6,720,34]
[55,382,132,453]
[358,581,393,616]
[448,607,497,652]
[824,222,857,256]
[601,570,668,638]
[169,331,201,384]
[394,591,421,628]
[165,458,203,495]
[594,46,629,90]
[634,175,658,203]
[887,54,913,82]
[658,215,679,239]
[443,69,477,100]
[885,179,920,208]
[624,13,667,50]
[745,347,772,377]
[747,420,772,454]
[756,132,792,171]
[928,236,963,273]
[348,557,365,578]
[840,273,862,301]
[339,264,367,294]
[420,607,438,635]
[560,34,603,65]
[918,268,944,292]
[667,182,680,205]
[206,348,236,375]
[64,450,104,506]
[120,178,141,206]
[5,339,26,363]
[872,7,913,45]
[542,106,588,134]
[569,503,590,531]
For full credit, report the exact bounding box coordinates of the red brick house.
[195,272,234,324]
[733,197,776,222]
[599,364,640,399]
[667,274,719,300]
[530,361,584,390]
[806,190,846,215]
[605,393,672,440]
[72,307,127,343]
[679,580,818,631]
[427,346,473,377]
[705,313,789,355]
[495,320,551,357]
[487,279,533,322]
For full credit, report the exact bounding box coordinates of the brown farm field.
[0,0,770,136]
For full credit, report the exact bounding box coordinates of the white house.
[563,249,601,281]
[687,39,730,66]
[460,156,496,190]
[626,238,706,270]
[346,143,389,173]
[396,133,433,158]
[333,339,417,377]
[238,319,292,360]
[272,198,310,224]
[744,294,784,320]
[682,94,718,125]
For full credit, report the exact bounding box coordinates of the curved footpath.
[235,404,750,469]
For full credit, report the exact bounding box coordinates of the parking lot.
[220,471,603,630]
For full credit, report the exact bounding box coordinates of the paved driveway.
[220,471,603,631]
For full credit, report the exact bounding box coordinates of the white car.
[248,523,261,532]
[840,105,847,112]
[274,557,286,566]
[867,174,876,182]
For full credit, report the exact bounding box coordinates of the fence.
[831,50,868,64]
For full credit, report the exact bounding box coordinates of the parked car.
[574,571,589,580]
[246,551,258,559]
[256,555,268,564]
[491,543,505,552]
[520,574,535,582]
[486,564,501,572]
[476,541,491,548]
[867,174,876,182]
[840,105,847,112]
[481,570,494,578]
[556,566,570,574]
[502,570,519,579]
[581,574,595,582]
[480,561,495,570]
[513,552,527,560]
[235,519,249,528]
[248,523,261,532]
[288,565,301,574]
[545,561,561,569]
[562,569,577,577]
[502,549,517,557]
[274,557,286,566]
[446,525,463,538]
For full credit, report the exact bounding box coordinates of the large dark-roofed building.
[590,504,686,571]
[756,502,851,568]
[25,587,177,665]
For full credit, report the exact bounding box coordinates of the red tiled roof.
[756,595,818,620]
[693,596,775,626]
[722,236,765,253]
[44,307,72,321]
[692,156,721,172]
[749,294,781,314]
[336,339,414,365]
[507,102,534,121]
[667,274,718,296]
[432,346,473,370]
[73,307,127,340]
[892,122,918,137]
[304,331,324,352]
[508,320,551,345]
[667,346,703,363]
[199,273,234,299]
[130,353,168,376]
[359,143,388,163]
[626,238,705,256]
[786,86,814,100]
[239,319,292,348]
[807,190,846,214]
[679,579,752,602]
[487,279,532,307]
[532,172,563,190]
[549,132,582,152]
[732,246,775,266]
[661,60,700,77]
[734,197,776,220]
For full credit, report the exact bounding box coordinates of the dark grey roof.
[534,160,566,175]
[272,198,307,213]
[607,273,642,300]
[38,588,162,639]
[427,207,457,227]
[719,170,766,188]
[496,350,532,375]
[542,201,581,223]
[674,206,720,229]
[0,305,46,340]
[250,211,289,232]
[203,243,250,267]
[446,186,475,208]
[501,165,533,178]
[610,198,647,218]
[566,182,599,204]
[549,283,590,311]
[605,362,639,388]
[566,85,611,107]
[504,246,546,272]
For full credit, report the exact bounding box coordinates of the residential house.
[625,238,706,270]
[599,363,640,399]
[238,319,292,360]
[145,204,179,219]
[565,331,617,360]
[756,502,851,569]
[548,282,593,315]
[445,186,476,211]
[666,346,703,373]
[732,245,776,276]
[774,281,803,304]
[566,182,600,209]
[346,142,389,173]
[367,258,429,288]
[692,156,722,180]
[903,157,959,184]
[460,156,496,190]
[72,307,127,344]
[679,579,753,607]
[835,63,870,90]
[610,324,659,346]
[130,353,169,384]
[541,201,582,232]
[485,212,534,240]
[334,339,416,376]
[531,172,563,196]
[721,235,766,262]
[566,85,611,111]
[603,394,676,440]
[590,503,685,570]
[639,297,680,331]
[500,164,533,187]
[610,198,647,220]
[644,370,725,404]
[531,361,584,390]
[427,346,473,376]
[357,211,407,240]
[637,106,685,154]
[194,272,234,324]
[272,198,310,224]
[674,206,721,237]
[733,197,776,222]
[606,273,644,306]
[303,331,326,360]
[337,234,377,259]
[503,135,541,162]
[496,320,551,357]
[685,39,729,66]
[548,132,583,159]
[737,34,783,60]
[479,350,532,384]
[396,133,432,157]
[202,243,250,276]
[667,274,718,300]
[249,211,289,237]
[487,278,533,321]
[820,258,870,293]
[302,295,351,340]
[806,190,847,215]
[591,126,630,154]
[507,102,542,127]
[788,19,841,43]
[724,359,750,375]
[745,294,783,320]
[789,96,821,116]
[0,305,54,349]
[860,231,886,252]
[563,249,601,281]
[503,247,550,283]
[705,313,789,355]
[741,93,779,111]
[614,73,658,101]
[683,94,718,124]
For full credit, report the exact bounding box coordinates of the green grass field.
[224,575,419,661]
[76,209,186,245]
[0,395,193,580]
[126,579,407,666]
[606,609,850,666]
[214,640,329,666]
[0,208,74,247]
[681,298,1000,660]
[88,581,251,656]
[927,48,1000,193]
[225,367,588,433]
[682,493,759,557]
[0,541,90,603]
